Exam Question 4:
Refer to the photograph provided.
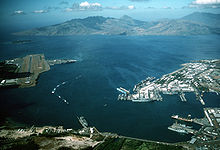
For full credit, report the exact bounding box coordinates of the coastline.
[0,119,186,150]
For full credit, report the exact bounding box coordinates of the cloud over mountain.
[67,1,102,11]
[192,0,220,5]
[190,0,220,8]
[64,1,135,12]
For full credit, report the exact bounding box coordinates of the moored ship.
[77,116,88,128]
[171,115,193,122]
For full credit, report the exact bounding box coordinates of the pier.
[179,92,187,102]
[47,59,76,66]
[168,122,196,134]
[171,115,192,122]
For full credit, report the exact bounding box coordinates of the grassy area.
[0,62,31,79]
[0,121,185,150]
[94,137,185,150]
[0,137,39,150]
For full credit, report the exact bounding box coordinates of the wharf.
[179,92,187,102]
[77,116,89,128]
[47,59,76,66]
[168,123,196,134]
[171,115,192,122]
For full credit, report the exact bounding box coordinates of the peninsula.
[118,59,220,105]
[0,120,184,150]
[0,54,76,88]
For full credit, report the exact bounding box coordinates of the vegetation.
[0,62,31,79]
[93,137,185,150]
[0,137,39,150]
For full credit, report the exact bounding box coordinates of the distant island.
[14,12,220,36]
[0,54,76,88]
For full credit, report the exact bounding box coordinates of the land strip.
[0,54,76,88]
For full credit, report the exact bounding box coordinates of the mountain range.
[14,12,220,36]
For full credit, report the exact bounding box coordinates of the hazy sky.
[0,0,219,32]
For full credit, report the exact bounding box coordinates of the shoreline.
[0,119,187,150]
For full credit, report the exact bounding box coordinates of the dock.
[47,59,76,66]
[77,116,88,128]
[199,96,205,105]
[117,87,130,95]
[179,92,187,102]
[171,115,193,122]
[168,122,196,134]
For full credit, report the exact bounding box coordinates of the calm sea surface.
[0,35,220,142]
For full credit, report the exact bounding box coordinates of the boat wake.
[52,81,69,105]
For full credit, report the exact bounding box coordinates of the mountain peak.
[120,15,133,20]
[14,13,219,36]
[182,12,220,28]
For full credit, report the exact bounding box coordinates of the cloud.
[78,1,102,10]
[189,0,220,8]
[79,1,90,7]
[65,1,102,11]
[105,5,135,10]
[192,0,220,5]
[128,5,135,9]
[12,10,25,15]
[64,8,73,12]
[64,1,135,12]
[162,6,172,9]
[33,10,48,13]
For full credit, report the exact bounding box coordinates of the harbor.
[168,122,195,134]
[117,60,220,105]
[168,108,220,146]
